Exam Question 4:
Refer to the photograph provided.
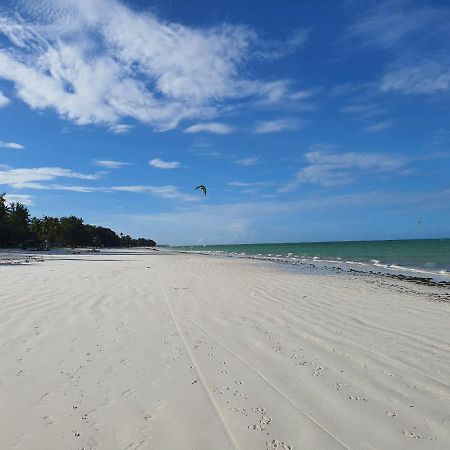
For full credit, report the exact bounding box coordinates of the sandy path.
[0,250,449,449]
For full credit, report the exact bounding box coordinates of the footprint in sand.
[266,439,293,449]
[249,416,272,431]
[348,395,367,401]
[403,430,423,439]
[312,366,324,376]
[42,415,55,426]
[253,407,266,413]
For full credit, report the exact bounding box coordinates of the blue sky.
[0,0,449,245]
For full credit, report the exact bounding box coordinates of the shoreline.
[175,249,450,289]
[173,238,450,284]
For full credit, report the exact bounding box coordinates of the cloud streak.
[234,156,259,166]
[254,118,302,134]
[281,151,406,190]
[149,158,181,169]
[0,141,24,149]
[93,160,131,169]
[0,167,101,188]
[381,59,450,94]
[184,122,234,135]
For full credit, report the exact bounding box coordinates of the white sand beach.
[1,249,449,449]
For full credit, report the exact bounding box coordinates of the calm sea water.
[176,239,450,279]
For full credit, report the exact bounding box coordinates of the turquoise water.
[176,239,450,278]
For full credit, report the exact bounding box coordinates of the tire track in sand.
[155,266,240,450]
[171,289,348,449]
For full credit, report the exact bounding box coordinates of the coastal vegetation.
[0,193,156,248]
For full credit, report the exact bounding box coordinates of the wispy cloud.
[149,158,181,169]
[0,166,197,201]
[280,150,406,190]
[342,1,446,50]
[109,124,133,135]
[340,103,393,133]
[340,103,385,119]
[255,81,318,110]
[0,167,101,189]
[254,28,312,60]
[227,181,274,187]
[254,118,302,134]
[93,160,131,169]
[0,141,24,149]
[234,156,259,166]
[184,122,234,135]
[4,194,33,205]
[365,120,394,133]
[381,59,450,94]
[0,91,10,107]
[0,0,305,131]
[110,185,197,202]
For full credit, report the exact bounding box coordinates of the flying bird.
[195,185,207,195]
[417,219,423,226]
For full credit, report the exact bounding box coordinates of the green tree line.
[0,193,156,248]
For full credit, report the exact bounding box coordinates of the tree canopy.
[0,193,156,249]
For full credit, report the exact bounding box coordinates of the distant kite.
[195,185,207,196]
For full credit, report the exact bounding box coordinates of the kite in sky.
[195,185,207,196]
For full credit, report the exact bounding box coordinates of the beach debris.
[195,185,207,195]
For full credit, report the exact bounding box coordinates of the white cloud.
[0,141,24,149]
[0,90,10,107]
[0,164,198,202]
[281,150,406,190]
[254,80,317,108]
[109,124,133,134]
[381,59,450,94]
[110,185,197,202]
[4,194,33,205]
[234,156,259,166]
[365,120,394,133]
[0,167,101,188]
[0,0,304,131]
[149,158,181,169]
[254,118,301,134]
[340,103,393,133]
[342,2,445,50]
[93,160,130,169]
[254,28,312,60]
[184,122,234,134]
[340,103,385,119]
[227,181,273,187]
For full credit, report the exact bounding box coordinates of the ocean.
[175,239,450,280]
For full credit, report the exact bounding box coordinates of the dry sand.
[1,249,449,449]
